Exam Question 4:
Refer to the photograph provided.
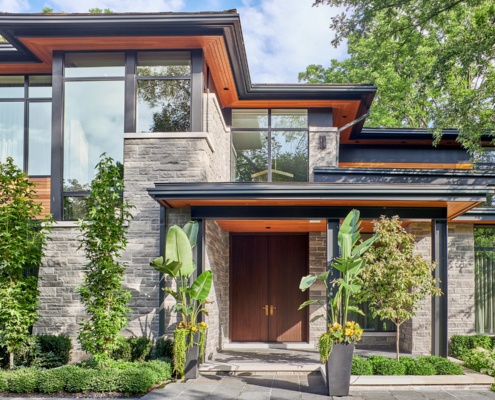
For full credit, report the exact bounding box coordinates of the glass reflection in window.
[0,101,24,168]
[64,81,125,190]
[65,53,125,78]
[137,80,190,132]
[271,131,308,182]
[271,109,308,129]
[232,131,268,182]
[29,76,52,98]
[28,102,52,175]
[232,109,268,129]
[0,76,24,98]
[137,51,191,77]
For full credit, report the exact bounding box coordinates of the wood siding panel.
[29,177,51,217]
[339,162,473,170]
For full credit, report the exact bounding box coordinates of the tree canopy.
[301,1,495,153]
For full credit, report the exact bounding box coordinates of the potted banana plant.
[299,209,376,397]
[150,221,212,380]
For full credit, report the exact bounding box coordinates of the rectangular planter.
[326,343,354,397]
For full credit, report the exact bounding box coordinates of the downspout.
[336,109,370,134]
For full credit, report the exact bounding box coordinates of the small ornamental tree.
[0,157,53,368]
[77,154,133,361]
[358,216,442,360]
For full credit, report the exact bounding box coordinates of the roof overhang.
[146,182,489,221]
[0,12,375,135]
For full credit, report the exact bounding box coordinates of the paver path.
[140,373,495,400]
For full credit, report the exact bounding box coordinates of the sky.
[0,0,348,83]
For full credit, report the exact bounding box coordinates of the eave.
[0,12,375,136]
[146,182,489,221]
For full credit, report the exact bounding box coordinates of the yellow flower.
[198,322,208,328]
[345,329,353,336]
[191,326,198,332]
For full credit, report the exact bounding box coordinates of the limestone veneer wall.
[34,91,231,357]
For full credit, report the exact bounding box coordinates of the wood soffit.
[0,36,365,131]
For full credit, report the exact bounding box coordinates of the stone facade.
[308,232,327,344]
[308,127,338,182]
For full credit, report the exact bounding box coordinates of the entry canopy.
[147,182,490,221]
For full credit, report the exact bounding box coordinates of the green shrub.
[38,368,67,394]
[404,358,436,375]
[36,334,72,367]
[0,370,9,391]
[464,347,495,376]
[421,356,464,375]
[449,335,471,359]
[129,337,153,362]
[369,356,406,375]
[119,367,155,394]
[88,367,121,392]
[142,360,172,382]
[109,336,132,362]
[155,337,173,359]
[62,365,94,393]
[450,335,493,360]
[351,356,373,375]
[8,367,39,393]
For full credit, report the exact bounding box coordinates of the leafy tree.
[77,155,133,362]
[41,7,54,13]
[302,0,495,153]
[358,216,441,360]
[0,157,53,368]
[89,8,113,14]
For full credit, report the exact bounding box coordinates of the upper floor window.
[136,52,191,133]
[475,149,495,170]
[231,109,308,182]
[0,75,52,175]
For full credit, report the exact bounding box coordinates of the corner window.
[0,75,52,175]
[232,109,308,182]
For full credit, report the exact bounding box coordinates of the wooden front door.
[230,234,308,342]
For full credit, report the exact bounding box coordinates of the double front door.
[230,234,308,342]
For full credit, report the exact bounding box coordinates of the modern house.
[0,10,493,361]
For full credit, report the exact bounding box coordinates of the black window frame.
[231,109,309,182]
[50,49,203,220]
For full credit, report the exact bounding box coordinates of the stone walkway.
[140,373,495,400]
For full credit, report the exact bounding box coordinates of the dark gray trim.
[158,206,166,337]
[190,49,203,132]
[352,127,462,141]
[327,219,340,308]
[454,207,495,222]
[124,51,136,133]
[191,206,447,220]
[51,51,64,221]
[192,218,205,323]
[432,219,448,357]
[23,76,28,172]
[314,167,495,186]
[148,182,490,203]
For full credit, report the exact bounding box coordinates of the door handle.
[262,305,269,316]
[270,305,276,316]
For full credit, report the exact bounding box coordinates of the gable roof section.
[0,11,375,136]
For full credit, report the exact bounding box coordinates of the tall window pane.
[232,131,268,181]
[475,227,495,333]
[64,81,125,190]
[28,102,52,175]
[271,131,308,182]
[0,102,24,168]
[137,80,190,132]
[0,76,24,98]
[65,53,125,78]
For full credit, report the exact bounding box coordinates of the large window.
[475,226,495,333]
[232,109,308,182]
[0,75,52,175]
[60,51,193,220]
[63,53,126,219]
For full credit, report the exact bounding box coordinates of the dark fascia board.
[0,12,376,104]
[351,127,461,141]
[314,168,495,185]
[147,182,489,203]
[454,208,495,222]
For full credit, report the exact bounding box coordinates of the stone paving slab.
[141,373,495,400]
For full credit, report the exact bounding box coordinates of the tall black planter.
[184,331,201,380]
[325,343,354,397]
